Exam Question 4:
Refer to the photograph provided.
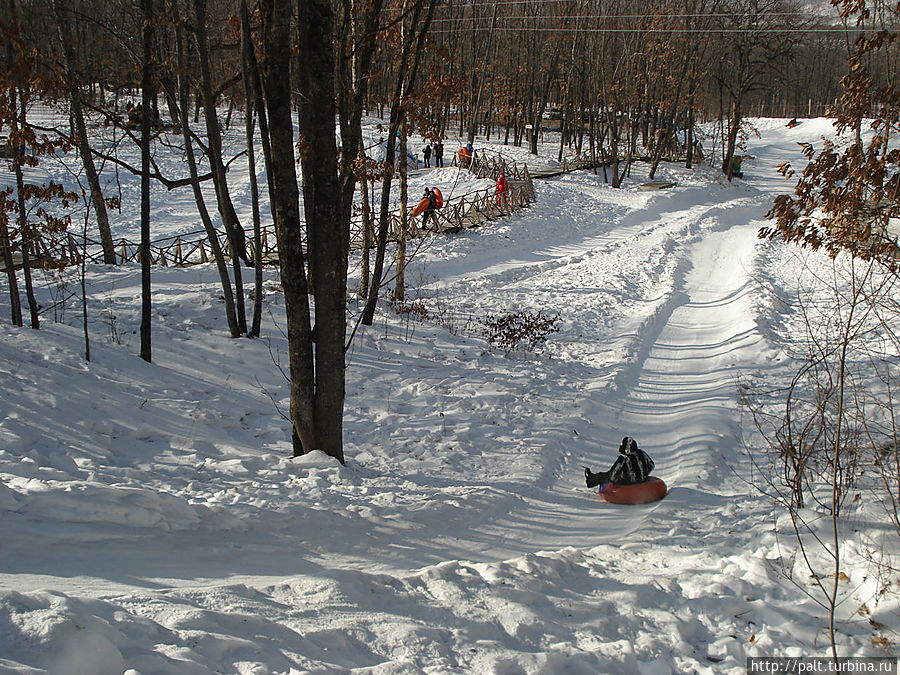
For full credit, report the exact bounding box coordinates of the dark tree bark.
[174,16,241,338]
[259,0,316,457]
[394,118,408,302]
[53,0,117,265]
[2,0,23,326]
[239,0,263,338]
[296,0,347,463]
[191,0,247,334]
[12,94,37,329]
[139,0,153,362]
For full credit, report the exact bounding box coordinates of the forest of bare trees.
[1,0,897,463]
[4,0,889,181]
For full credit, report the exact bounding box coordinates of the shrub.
[479,310,560,354]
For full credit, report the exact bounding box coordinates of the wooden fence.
[11,150,539,270]
[465,147,600,180]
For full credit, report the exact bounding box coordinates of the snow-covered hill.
[1,116,896,674]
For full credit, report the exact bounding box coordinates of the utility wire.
[427,11,821,18]
[429,25,857,32]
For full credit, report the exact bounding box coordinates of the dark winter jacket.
[584,436,655,488]
[608,437,654,485]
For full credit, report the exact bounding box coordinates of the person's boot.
[584,467,609,489]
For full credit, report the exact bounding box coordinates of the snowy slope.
[0,117,896,674]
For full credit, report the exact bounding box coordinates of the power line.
[429,25,854,32]
[429,11,819,17]
[396,0,818,7]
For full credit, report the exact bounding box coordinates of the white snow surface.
[0,116,897,673]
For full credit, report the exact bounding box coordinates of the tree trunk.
[723,98,742,180]
[175,17,240,338]
[240,0,263,338]
[361,0,436,327]
[0,204,20,326]
[192,0,247,334]
[1,0,22,327]
[13,99,37,329]
[139,0,153,362]
[53,0,117,265]
[686,98,695,169]
[259,0,316,458]
[359,169,372,299]
[394,119,408,302]
[296,0,348,463]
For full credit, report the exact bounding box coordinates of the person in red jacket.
[495,170,509,207]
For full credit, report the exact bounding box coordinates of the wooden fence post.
[523,165,534,201]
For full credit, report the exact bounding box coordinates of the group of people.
[421,141,444,168]
[415,140,512,228]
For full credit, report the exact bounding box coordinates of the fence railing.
[10,149,539,270]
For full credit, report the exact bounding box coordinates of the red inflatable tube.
[598,477,667,505]
[410,188,444,217]
[410,197,430,217]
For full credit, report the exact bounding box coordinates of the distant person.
[422,143,432,168]
[457,144,472,168]
[433,141,443,167]
[127,101,140,127]
[421,188,438,230]
[495,170,509,207]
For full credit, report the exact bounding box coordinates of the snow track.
[612,222,765,490]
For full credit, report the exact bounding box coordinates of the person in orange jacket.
[457,145,471,168]
[495,170,509,206]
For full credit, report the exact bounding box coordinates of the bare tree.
[139,0,153,362]
[189,0,248,334]
[361,0,438,327]
[172,7,241,338]
[711,0,806,180]
[52,0,117,265]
